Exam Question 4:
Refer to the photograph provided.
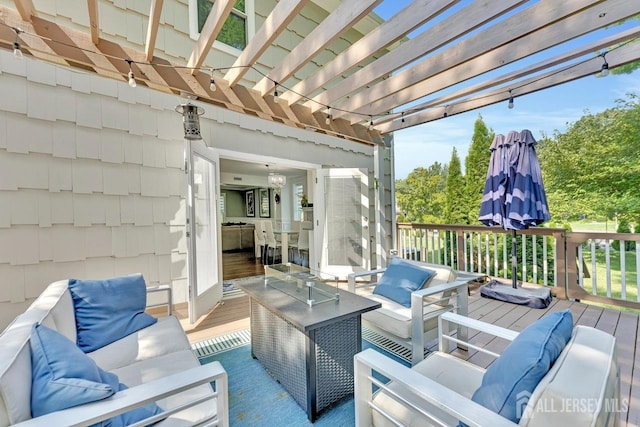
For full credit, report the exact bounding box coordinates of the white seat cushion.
[362,294,450,339]
[87,316,191,372]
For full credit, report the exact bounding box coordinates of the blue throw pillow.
[30,323,118,417]
[69,274,157,353]
[30,323,162,425]
[469,309,573,423]
[373,258,436,308]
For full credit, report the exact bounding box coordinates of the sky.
[372,1,640,179]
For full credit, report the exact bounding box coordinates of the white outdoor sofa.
[348,258,474,365]
[0,278,229,427]
[354,311,619,427]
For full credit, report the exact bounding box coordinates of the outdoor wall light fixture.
[175,101,205,140]
[12,28,23,60]
[600,53,610,77]
[126,59,136,88]
[508,90,514,109]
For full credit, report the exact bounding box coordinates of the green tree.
[444,148,466,224]
[396,163,447,223]
[464,114,494,224]
[538,93,640,222]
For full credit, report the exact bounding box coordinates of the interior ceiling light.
[266,165,286,188]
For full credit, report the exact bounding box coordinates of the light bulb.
[508,96,514,109]
[601,61,609,77]
[325,115,331,125]
[12,42,23,60]
[128,71,136,88]
[273,90,279,103]
[209,78,216,91]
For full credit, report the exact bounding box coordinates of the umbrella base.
[480,280,552,309]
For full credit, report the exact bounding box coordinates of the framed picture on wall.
[245,190,255,217]
[259,188,270,218]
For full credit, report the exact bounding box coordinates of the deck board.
[179,274,639,426]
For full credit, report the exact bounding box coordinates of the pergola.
[0,0,638,145]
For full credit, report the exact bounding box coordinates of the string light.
[209,68,216,92]
[12,27,23,60]
[600,53,609,77]
[325,107,331,125]
[508,90,514,109]
[0,20,632,129]
[126,59,136,88]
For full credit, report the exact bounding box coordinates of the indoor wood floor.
[172,250,260,342]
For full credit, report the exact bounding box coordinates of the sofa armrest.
[410,280,469,365]
[14,362,229,427]
[437,311,519,357]
[347,268,387,293]
[354,348,516,427]
[146,284,173,316]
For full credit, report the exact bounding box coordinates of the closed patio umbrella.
[478,129,551,307]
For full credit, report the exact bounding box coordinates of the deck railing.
[396,223,640,311]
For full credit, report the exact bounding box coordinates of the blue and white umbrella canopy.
[479,129,550,230]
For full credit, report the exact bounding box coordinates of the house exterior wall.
[0,48,378,329]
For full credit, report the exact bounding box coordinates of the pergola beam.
[187,0,235,74]
[145,0,163,62]
[375,26,640,128]
[279,0,460,105]
[224,0,311,87]
[253,0,383,97]
[12,0,33,21]
[305,0,527,113]
[333,0,608,121]
[87,0,99,45]
[379,40,640,133]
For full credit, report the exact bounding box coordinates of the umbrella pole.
[511,230,518,289]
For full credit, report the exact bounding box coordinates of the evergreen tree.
[444,148,466,224]
[464,114,494,224]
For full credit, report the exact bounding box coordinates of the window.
[293,183,304,221]
[195,0,248,50]
[220,193,226,221]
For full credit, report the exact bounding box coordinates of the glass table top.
[264,263,339,307]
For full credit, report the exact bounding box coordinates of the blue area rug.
[199,337,408,426]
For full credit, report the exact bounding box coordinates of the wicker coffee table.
[237,265,380,422]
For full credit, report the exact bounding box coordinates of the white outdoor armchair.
[347,258,470,365]
[354,311,619,427]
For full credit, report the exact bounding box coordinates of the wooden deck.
[177,269,640,426]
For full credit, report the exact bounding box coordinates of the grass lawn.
[569,221,617,233]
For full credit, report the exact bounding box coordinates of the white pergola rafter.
[374,27,640,128]
[331,0,611,122]
[145,0,163,62]
[224,0,311,87]
[12,0,32,21]
[187,0,235,74]
[380,39,640,133]
[304,0,527,114]
[278,0,459,106]
[253,0,383,97]
[87,0,99,45]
